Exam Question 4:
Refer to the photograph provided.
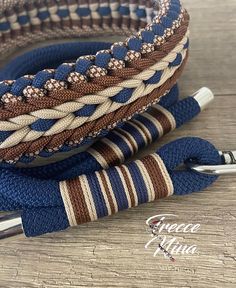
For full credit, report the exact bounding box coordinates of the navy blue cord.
[18,137,220,237]
[7,84,179,180]
[0,126,221,236]
[0,42,112,80]
[0,42,221,237]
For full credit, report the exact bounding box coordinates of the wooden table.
[0,1,235,287]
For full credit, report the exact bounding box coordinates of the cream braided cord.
[0,31,189,149]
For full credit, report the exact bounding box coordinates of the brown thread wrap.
[0,53,188,161]
[0,13,189,120]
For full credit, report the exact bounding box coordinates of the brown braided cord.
[0,13,189,120]
[0,53,188,161]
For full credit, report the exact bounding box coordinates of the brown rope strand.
[0,53,188,161]
[0,13,189,120]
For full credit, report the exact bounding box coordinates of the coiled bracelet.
[0,1,229,238]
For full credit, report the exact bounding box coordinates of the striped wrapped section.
[60,153,173,226]
[88,104,176,168]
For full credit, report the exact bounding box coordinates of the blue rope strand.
[17,137,221,237]
[0,42,112,80]
[0,91,221,237]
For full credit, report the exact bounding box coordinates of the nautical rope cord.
[0,0,226,238]
[0,0,189,163]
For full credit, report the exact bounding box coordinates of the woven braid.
[0,33,188,150]
[0,4,187,110]
[0,0,179,58]
[0,17,189,119]
[0,0,189,162]
[0,55,187,162]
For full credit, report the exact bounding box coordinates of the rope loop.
[0,136,221,237]
[158,137,221,195]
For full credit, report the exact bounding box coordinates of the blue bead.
[30,119,57,132]
[152,24,165,36]
[119,6,130,16]
[98,6,111,16]
[169,4,181,14]
[95,53,111,68]
[112,88,133,103]
[37,10,50,21]
[33,71,54,88]
[166,10,179,21]
[112,46,128,60]
[136,8,146,18]
[128,38,142,52]
[57,9,70,18]
[171,0,181,6]
[75,59,92,74]
[0,83,11,95]
[0,21,10,31]
[141,31,155,43]
[18,15,29,25]
[76,7,91,17]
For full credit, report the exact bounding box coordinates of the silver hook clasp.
[0,213,23,239]
[189,151,236,175]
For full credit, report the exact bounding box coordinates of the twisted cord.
[0,0,175,60]
[18,88,201,181]
[0,55,188,162]
[0,15,189,120]
[0,35,188,150]
[0,137,221,237]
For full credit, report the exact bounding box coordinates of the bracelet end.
[193,87,214,110]
[0,213,23,240]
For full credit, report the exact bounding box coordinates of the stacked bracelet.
[0,0,189,163]
[0,87,218,237]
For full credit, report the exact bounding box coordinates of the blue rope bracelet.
[0,42,112,81]
[0,137,221,237]
[0,1,224,239]
[0,86,221,237]
[0,0,190,164]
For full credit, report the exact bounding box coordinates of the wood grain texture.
[0,1,236,287]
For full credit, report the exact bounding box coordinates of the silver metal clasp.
[0,213,23,239]
[190,151,236,175]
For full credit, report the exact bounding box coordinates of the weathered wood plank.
[0,1,236,287]
[0,96,235,288]
[180,0,236,95]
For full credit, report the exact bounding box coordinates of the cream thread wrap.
[0,31,189,149]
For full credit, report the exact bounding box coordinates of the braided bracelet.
[0,86,221,238]
[0,0,189,163]
[1,0,232,239]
